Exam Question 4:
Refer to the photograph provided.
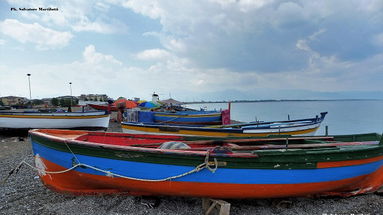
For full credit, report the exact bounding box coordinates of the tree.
[51,98,59,106]
[32,99,44,105]
[59,99,70,107]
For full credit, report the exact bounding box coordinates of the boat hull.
[88,104,118,111]
[121,122,320,137]
[0,112,110,129]
[122,113,327,137]
[153,111,222,125]
[30,130,383,198]
[36,156,383,198]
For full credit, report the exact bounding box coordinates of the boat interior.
[32,129,383,152]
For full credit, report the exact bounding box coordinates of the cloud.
[82,45,122,65]
[6,0,128,34]
[136,49,171,60]
[1,41,383,101]
[120,0,383,73]
[1,1,382,100]
[0,19,73,49]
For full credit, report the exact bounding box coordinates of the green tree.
[32,99,44,105]
[59,99,69,107]
[51,98,59,106]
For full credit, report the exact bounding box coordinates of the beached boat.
[125,109,230,125]
[89,99,138,111]
[88,104,118,111]
[0,111,110,130]
[121,112,327,137]
[29,129,383,198]
[153,110,224,125]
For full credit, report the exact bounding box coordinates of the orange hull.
[38,157,383,198]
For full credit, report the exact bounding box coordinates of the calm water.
[185,100,383,135]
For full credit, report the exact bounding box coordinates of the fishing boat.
[29,129,383,198]
[88,104,118,111]
[125,109,229,125]
[0,111,110,130]
[153,110,224,125]
[89,99,138,111]
[121,112,327,137]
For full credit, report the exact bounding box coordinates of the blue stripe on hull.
[154,115,221,123]
[32,141,383,185]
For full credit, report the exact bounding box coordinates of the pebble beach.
[1,121,382,215]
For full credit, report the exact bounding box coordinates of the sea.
[185,100,383,135]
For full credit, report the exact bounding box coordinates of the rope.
[3,149,219,184]
[1,159,25,185]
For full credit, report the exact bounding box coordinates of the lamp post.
[69,82,72,107]
[27,74,32,100]
[27,74,32,107]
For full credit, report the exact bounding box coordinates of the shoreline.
[184,99,383,105]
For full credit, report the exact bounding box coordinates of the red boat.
[88,104,118,111]
[29,129,383,198]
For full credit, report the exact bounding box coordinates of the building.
[78,94,108,102]
[41,98,53,106]
[0,96,28,106]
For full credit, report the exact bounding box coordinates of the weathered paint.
[153,111,222,125]
[0,112,110,129]
[29,129,383,198]
[121,123,320,137]
[34,148,383,198]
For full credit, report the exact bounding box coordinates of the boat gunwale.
[121,120,322,133]
[30,129,383,160]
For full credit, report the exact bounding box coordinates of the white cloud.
[2,0,382,100]
[6,0,128,34]
[136,49,171,60]
[82,45,122,65]
[0,19,73,49]
[119,0,383,74]
[1,41,383,101]
[0,39,6,45]
[122,0,164,19]
[72,20,116,33]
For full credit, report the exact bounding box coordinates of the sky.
[0,0,382,101]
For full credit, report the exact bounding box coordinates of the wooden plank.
[202,198,230,215]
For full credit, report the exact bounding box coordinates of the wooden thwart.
[202,198,231,215]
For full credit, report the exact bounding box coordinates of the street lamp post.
[69,82,73,107]
[27,74,32,100]
[27,74,32,107]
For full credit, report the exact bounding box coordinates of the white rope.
[17,151,219,182]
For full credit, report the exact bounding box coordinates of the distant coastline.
[183,99,382,104]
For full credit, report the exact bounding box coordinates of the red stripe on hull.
[318,155,383,168]
[38,157,383,198]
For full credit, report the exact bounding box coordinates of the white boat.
[0,111,110,130]
[121,112,328,137]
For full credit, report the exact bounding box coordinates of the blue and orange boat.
[125,109,229,125]
[29,129,383,198]
[122,112,327,137]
